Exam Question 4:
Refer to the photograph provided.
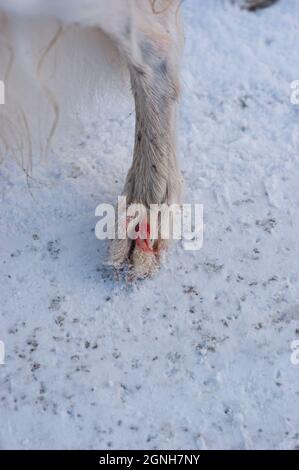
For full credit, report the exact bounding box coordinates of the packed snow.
[0,0,299,450]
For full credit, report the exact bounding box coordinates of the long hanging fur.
[0,12,127,171]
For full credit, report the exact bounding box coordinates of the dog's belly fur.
[0,0,115,21]
[0,0,133,38]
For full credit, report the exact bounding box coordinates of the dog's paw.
[129,247,160,281]
[108,223,167,281]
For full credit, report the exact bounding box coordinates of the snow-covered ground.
[1,0,299,450]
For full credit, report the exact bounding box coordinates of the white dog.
[0,0,279,279]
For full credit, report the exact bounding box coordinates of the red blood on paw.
[135,221,157,254]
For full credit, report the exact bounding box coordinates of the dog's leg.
[108,2,183,278]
